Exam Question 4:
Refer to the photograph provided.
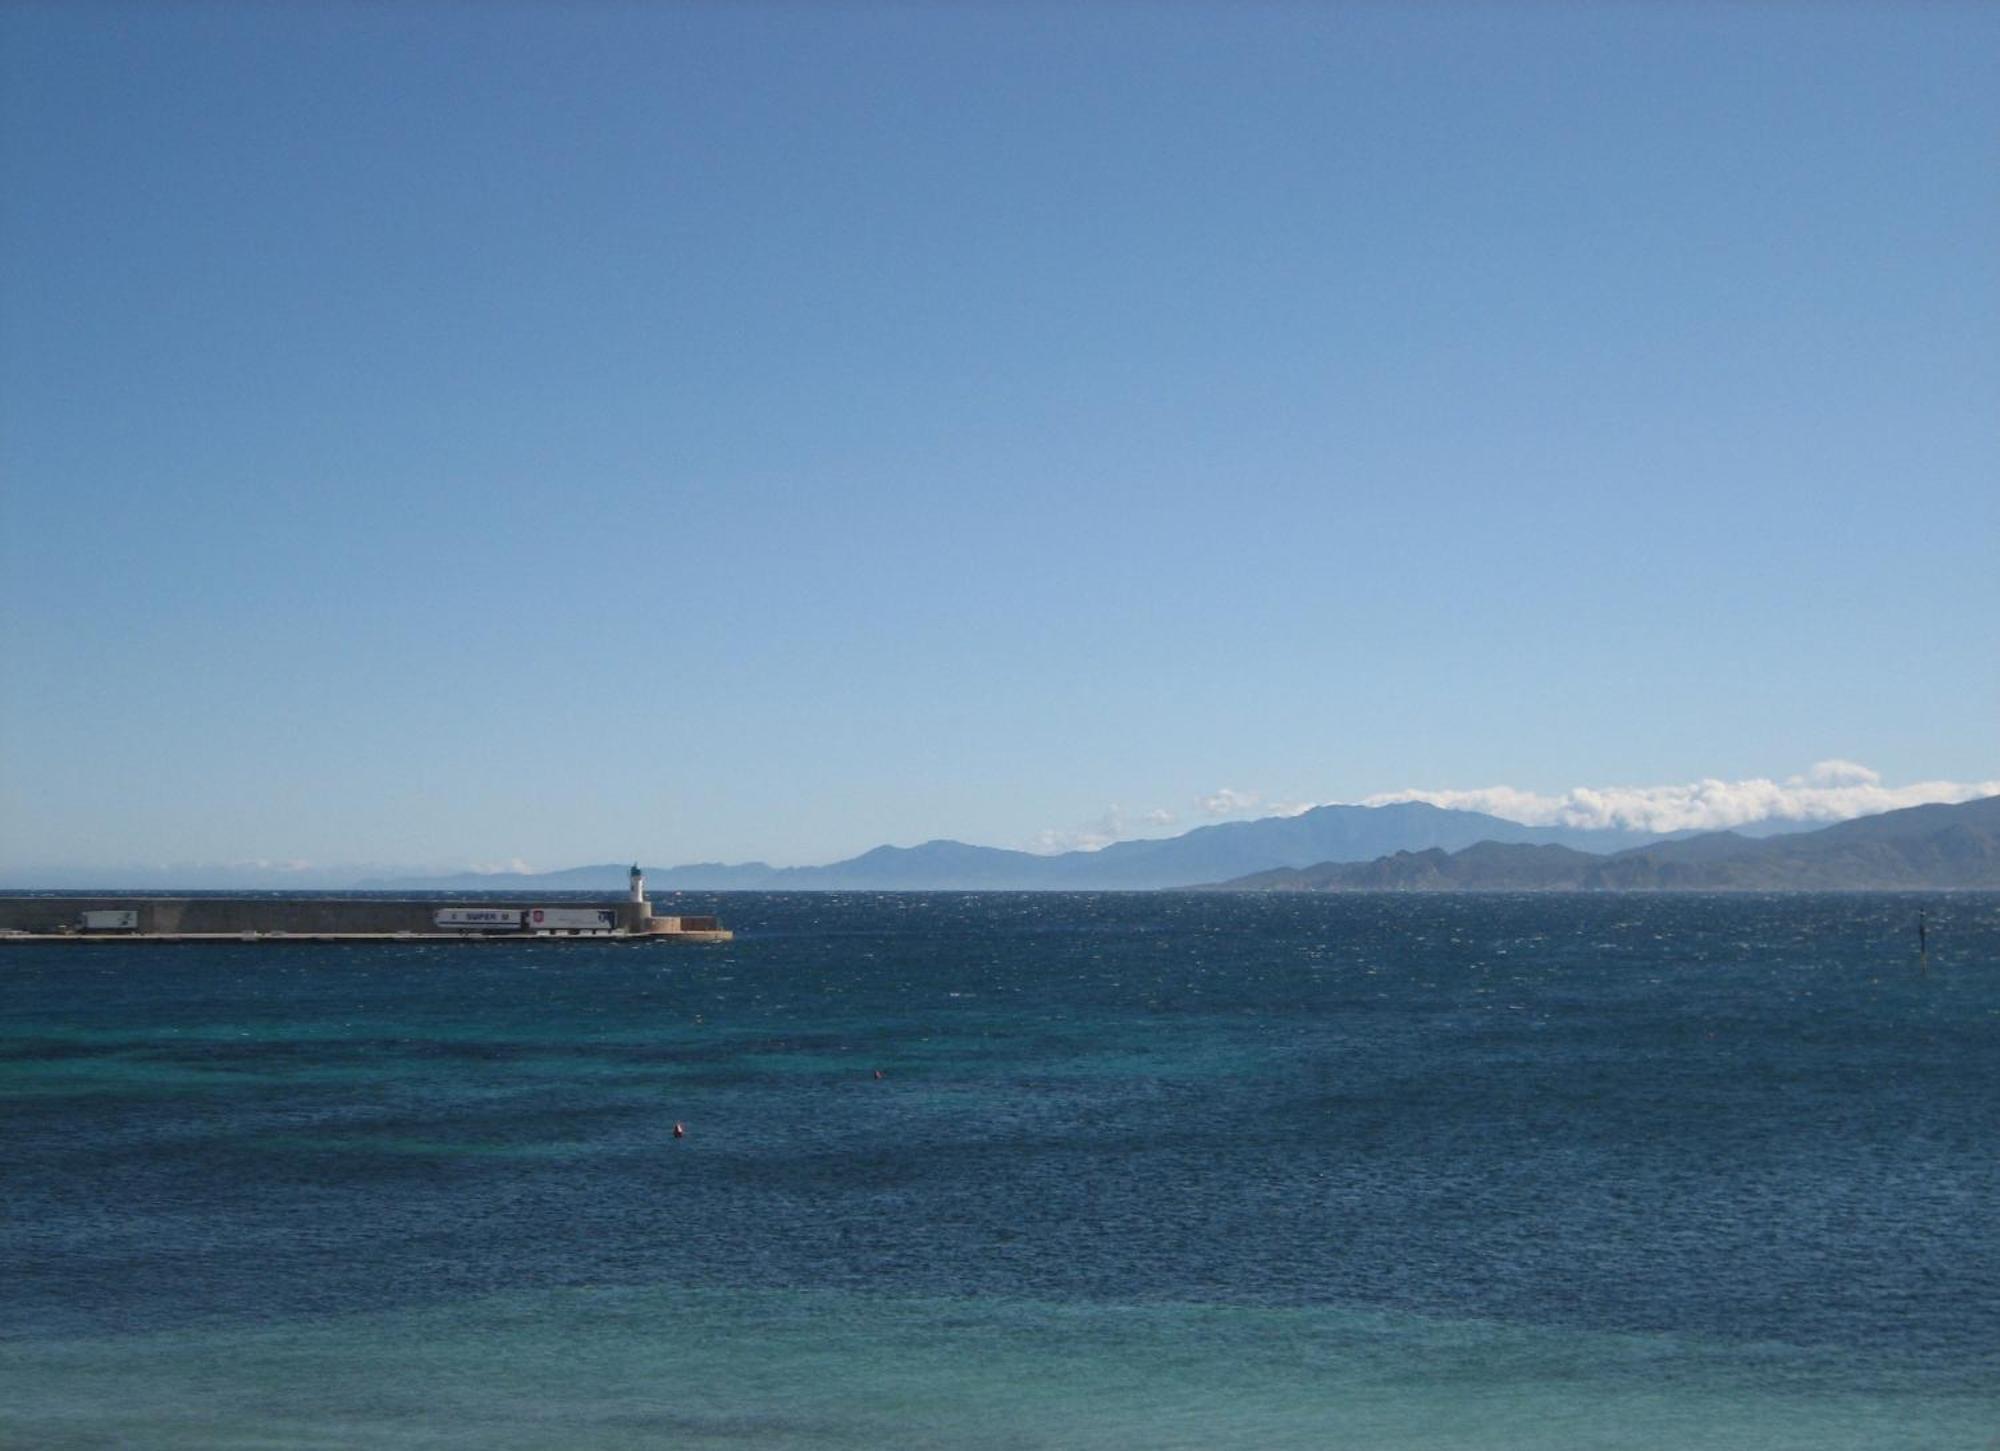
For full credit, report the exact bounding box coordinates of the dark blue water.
[4,893,1996,1448]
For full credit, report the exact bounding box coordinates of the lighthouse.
[623,862,655,931]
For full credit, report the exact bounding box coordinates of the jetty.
[0,866,731,944]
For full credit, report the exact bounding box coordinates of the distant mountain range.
[364,802,1716,892]
[1209,795,2000,891]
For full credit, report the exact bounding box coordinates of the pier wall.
[0,897,663,936]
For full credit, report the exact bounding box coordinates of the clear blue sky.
[2,2,1994,875]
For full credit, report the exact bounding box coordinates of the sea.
[3,892,1996,1449]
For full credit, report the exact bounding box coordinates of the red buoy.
[672,1121,685,1139]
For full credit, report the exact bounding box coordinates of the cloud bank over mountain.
[1031,805,1180,854]
[1198,788,1314,821]
[1360,762,2000,835]
[1027,763,1998,856]
[1034,790,1315,853]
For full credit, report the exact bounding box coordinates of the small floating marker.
[873,1069,884,1081]
[672,1121,685,1140]
[1919,909,1929,976]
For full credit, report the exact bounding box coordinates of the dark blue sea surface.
[4,893,1997,1447]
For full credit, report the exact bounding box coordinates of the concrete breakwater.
[0,894,730,943]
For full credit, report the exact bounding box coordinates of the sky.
[2,2,1995,878]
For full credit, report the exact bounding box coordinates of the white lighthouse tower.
[622,863,658,933]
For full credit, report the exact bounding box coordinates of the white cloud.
[1029,805,1178,855]
[1199,787,1261,817]
[1027,761,1995,856]
[1197,788,1315,821]
[1360,762,2000,834]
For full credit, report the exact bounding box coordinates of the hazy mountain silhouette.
[362,801,1681,891]
[1211,795,2000,891]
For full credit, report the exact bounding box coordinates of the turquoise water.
[4,893,1997,1447]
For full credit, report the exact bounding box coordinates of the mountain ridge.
[1209,795,2000,891]
[360,801,1771,892]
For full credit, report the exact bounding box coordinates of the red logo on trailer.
[532,909,544,923]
